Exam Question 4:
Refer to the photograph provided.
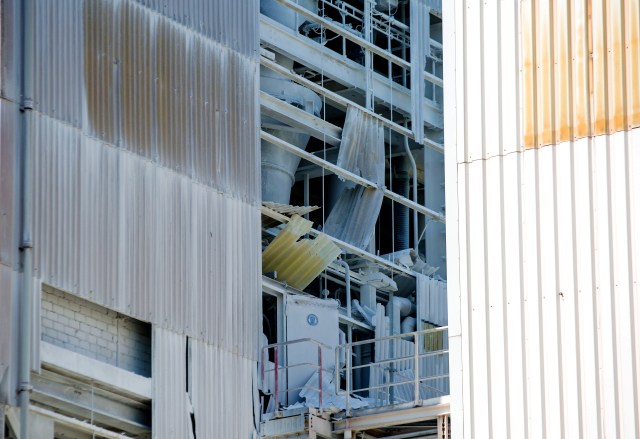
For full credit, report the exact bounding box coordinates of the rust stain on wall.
[522,0,640,148]
[82,0,259,201]
[84,0,117,144]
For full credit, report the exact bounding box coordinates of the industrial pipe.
[403,132,419,251]
[393,158,411,251]
[335,260,351,319]
[18,0,34,436]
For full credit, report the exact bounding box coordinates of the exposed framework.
[258,0,449,437]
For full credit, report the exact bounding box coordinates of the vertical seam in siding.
[551,132,567,439]
[587,135,604,438]
[568,140,585,439]
[623,128,640,439]
[534,148,548,439]
[478,0,494,433]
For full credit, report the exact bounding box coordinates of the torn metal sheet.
[325,106,386,249]
[336,106,385,186]
[261,202,320,228]
[323,186,384,250]
[262,215,341,290]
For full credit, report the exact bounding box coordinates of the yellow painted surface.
[262,215,341,291]
[522,0,640,148]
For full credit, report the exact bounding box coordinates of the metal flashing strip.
[261,130,446,223]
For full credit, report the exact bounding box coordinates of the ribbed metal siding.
[135,0,259,58]
[444,0,640,438]
[9,0,260,203]
[153,328,192,438]
[190,337,257,438]
[522,0,640,147]
[29,112,261,359]
[154,328,257,438]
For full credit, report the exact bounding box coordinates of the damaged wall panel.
[263,215,340,291]
[325,106,385,249]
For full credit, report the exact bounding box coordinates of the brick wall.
[41,286,152,377]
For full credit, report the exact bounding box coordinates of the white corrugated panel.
[28,112,261,359]
[444,0,640,437]
[190,337,257,438]
[416,274,448,326]
[153,328,191,438]
[154,328,258,438]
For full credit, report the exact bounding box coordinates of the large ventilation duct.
[260,0,322,204]
[261,0,317,31]
[261,66,321,204]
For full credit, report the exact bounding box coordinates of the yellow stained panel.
[522,0,640,148]
[262,215,341,291]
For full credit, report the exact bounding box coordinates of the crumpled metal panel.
[262,215,341,291]
[325,106,385,249]
[28,113,261,360]
[336,106,385,187]
[323,186,384,250]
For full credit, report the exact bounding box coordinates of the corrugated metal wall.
[1,0,260,436]
[444,0,639,438]
[522,0,640,147]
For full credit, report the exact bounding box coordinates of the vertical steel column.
[364,0,374,110]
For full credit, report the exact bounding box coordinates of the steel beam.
[269,0,444,88]
[261,130,446,223]
[260,208,415,276]
[260,15,443,129]
[260,56,444,154]
[260,91,342,146]
[332,399,450,433]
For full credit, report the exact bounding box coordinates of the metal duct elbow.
[260,67,322,205]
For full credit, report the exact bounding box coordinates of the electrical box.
[285,296,339,404]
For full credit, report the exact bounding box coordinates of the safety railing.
[260,338,333,415]
[335,326,449,416]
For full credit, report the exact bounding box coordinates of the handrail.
[335,327,449,416]
[261,338,333,415]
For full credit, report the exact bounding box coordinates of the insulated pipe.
[393,161,411,251]
[403,132,419,251]
[18,0,34,435]
[335,260,351,319]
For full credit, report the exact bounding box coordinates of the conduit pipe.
[18,0,34,436]
[335,260,351,319]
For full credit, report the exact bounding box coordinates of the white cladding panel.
[444,1,640,438]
